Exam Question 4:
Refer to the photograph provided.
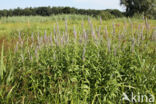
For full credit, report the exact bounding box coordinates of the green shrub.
[98,11,115,20]
[106,9,124,17]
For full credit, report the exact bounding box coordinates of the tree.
[106,9,124,17]
[36,7,51,16]
[120,0,155,17]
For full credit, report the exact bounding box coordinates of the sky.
[0,0,124,11]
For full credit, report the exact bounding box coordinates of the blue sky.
[0,0,124,11]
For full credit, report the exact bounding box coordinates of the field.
[0,15,156,104]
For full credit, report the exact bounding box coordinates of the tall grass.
[0,14,93,23]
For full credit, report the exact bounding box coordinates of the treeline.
[0,7,124,19]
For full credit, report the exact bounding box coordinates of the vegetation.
[120,0,156,18]
[0,0,155,19]
[0,7,124,19]
[0,15,155,103]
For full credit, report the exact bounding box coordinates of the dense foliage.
[0,7,124,19]
[120,0,156,18]
[0,15,155,103]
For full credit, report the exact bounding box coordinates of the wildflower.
[31,33,34,42]
[83,29,87,41]
[54,34,58,46]
[19,31,22,41]
[91,24,96,40]
[107,38,111,52]
[73,25,77,39]
[105,26,108,40]
[15,41,19,53]
[98,26,101,39]
[44,30,47,42]
[65,18,68,33]
[131,37,135,52]
[35,48,39,60]
[112,23,116,35]
[50,32,53,46]
[79,32,82,44]
[82,45,86,61]
[73,25,77,42]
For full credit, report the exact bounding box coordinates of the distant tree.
[13,7,25,16]
[62,7,76,14]
[23,8,32,16]
[36,7,51,16]
[51,7,61,14]
[106,9,124,17]
[8,9,13,16]
[1,9,8,17]
[120,0,155,17]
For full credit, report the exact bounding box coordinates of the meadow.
[0,15,156,104]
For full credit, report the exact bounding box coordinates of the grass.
[0,15,156,104]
